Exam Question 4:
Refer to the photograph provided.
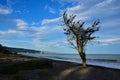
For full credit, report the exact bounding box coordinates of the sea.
[18,53,120,69]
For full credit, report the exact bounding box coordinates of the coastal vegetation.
[0,44,14,57]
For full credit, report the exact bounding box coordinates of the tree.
[0,44,3,52]
[62,11,100,67]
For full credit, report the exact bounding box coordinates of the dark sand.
[0,57,120,80]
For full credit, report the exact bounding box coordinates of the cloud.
[31,25,62,43]
[95,38,120,45]
[45,5,56,14]
[0,16,62,40]
[61,0,120,38]
[31,21,40,26]
[0,39,34,49]
[67,5,84,12]
[0,7,12,15]
[0,18,31,39]
[41,17,61,25]
[0,29,28,38]
[94,0,113,7]
[66,0,120,19]
[102,18,120,28]
[0,39,31,44]
[100,18,120,35]
[39,0,120,50]
[0,16,63,49]
[33,37,65,49]
[88,0,118,15]
[54,0,80,6]
[55,0,79,3]
[15,19,28,30]
[99,38,120,42]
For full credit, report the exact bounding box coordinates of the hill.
[4,47,41,53]
[0,44,13,56]
[0,44,56,54]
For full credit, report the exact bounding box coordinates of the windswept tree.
[62,11,100,67]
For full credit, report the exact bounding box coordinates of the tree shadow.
[57,66,92,80]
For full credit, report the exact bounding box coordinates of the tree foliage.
[62,11,100,67]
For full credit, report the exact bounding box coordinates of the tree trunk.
[82,59,86,68]
[78,47,87,67]
[81,54,86,67]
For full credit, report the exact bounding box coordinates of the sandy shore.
[0,56,120,80]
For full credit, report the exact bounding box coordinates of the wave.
[19,53,120,69]
[47,57,120,69]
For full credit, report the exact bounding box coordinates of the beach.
[0,55,120,80]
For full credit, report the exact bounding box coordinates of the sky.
[0,0,120,54]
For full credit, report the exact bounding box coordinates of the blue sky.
[0,0,120,54]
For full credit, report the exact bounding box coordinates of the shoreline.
[20,53,120,69]
[35,56,120,70]
[0,55,120,80]
[46,58,120,71]
[1,54,120,71]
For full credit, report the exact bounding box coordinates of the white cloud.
[56,0,79,3]
[30,25,64,49]
[0,16,62,41]
[0,30,16,35]
[0,7,12,15]
[31,21,40,26]
[28,25,61,34]
[49,8,56,14]
[39,0,120,49]
[94,0,113,7]
[101,19,120,35]
[102,19,120,28]
[67,5,84,12]
[54,0,81,6]
[0,39,31,43]
[15,19,28,30]
[87,0,116,15]
[62,0,120,38]
[31,25,62,40]
[29,26,50,36]
[98,38,120,42]
[0,29,28,38]
[41,17,61,25]
[96,38,120,45]
[0,39,34,49]
[45,5,56,14]
[34,38,64,49]
[65,0,119,20]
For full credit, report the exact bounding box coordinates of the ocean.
[19,53,120,69]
